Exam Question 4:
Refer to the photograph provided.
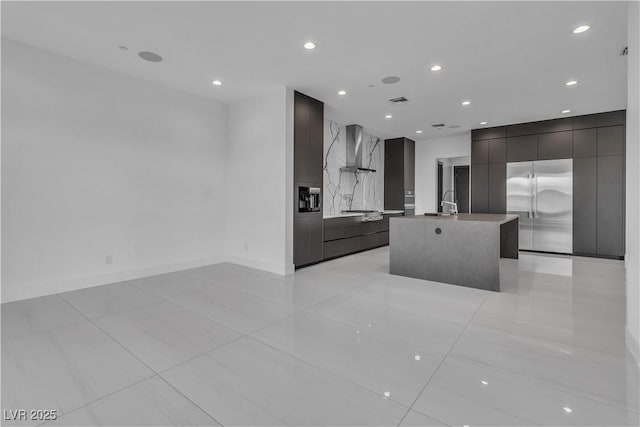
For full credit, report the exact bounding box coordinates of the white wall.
[415,133,471,214]
[1,39,229,303]
[226,87,294,275]
[626,1,640,366]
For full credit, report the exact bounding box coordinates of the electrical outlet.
[105,255,113,265]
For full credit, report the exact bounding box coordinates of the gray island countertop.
[389,213,519,291]
[397,213,519,224]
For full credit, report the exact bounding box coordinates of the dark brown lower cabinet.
[471,164,489,213]
[294,213,323,267]
[597,155,625,257]
[323,215,397,260]
[573,157,597,254]
[488,163,506,213]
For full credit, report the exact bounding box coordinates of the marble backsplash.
[323,120,384,216]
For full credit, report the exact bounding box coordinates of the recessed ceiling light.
[414,354,422,360]
[573,25,590,34]
[480,121,488,125]
[563,407,573,413]
[138,51,163,62]
[462,100,471,106]
[385,114,392,119]
[416,130,423,134]
[337,90,346,95]
[566,80,578,86]
[212,80,222,86]
[430,65,442,71]
[383,391,391,397]
[481,380,488,385]
[561,109,571,114]
[303,41,316,50]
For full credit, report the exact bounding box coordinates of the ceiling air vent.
[448,125,461,129]
[389,96,409,103]
[432,123,446,128]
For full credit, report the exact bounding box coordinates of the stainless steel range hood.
[340,124,376,173]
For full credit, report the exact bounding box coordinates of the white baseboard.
[627,327,640,367]
[1,255,226,303]
[224,255,294,276]
[1,253,296,304]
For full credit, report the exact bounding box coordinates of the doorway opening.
[435,156,471,213]
[437,162,443,213]
[454,165,470,213]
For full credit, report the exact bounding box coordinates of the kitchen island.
[389,213,519,291]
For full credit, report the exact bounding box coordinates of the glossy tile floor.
[2,248,639,426]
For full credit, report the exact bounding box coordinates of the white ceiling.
[1,1,630,140]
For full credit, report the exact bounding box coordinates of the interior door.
[506,162,534,250]
[532,159,573,253]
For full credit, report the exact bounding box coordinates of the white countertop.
[323,210,405,219]
[322,212,364,219]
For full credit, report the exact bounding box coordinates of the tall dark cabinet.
[384,137,415,215]
[471,127,507,215]
[294,91,324,267]
[471,110,626,259]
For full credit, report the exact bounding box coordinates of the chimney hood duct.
[340,124,376,173]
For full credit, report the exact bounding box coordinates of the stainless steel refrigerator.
[506,159,573,254]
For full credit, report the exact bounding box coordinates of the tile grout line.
[34,374,154,427]
[55,294,223,426]
[298,300,472,361]
[152,279,382,378]
[240,334,415,412]
[395,292,492,427]
[155,375,226,427]
[56,293,159,374]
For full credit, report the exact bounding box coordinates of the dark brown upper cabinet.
[294,91,323,185]
[597,125,625,156]
[488,138,507,163]
[384,137,415,211]
[537,131,573,160]
[573,128,597,158]
[573,110,625,130]
[507,117,573,137]
[506,135,538,162]
[404,139,415,191]
[472,127,507,141]
[471,139,489,164]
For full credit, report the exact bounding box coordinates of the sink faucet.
[441,190,458,215]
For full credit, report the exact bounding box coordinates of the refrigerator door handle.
[527,172,533,218]
[533,174,538,218]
